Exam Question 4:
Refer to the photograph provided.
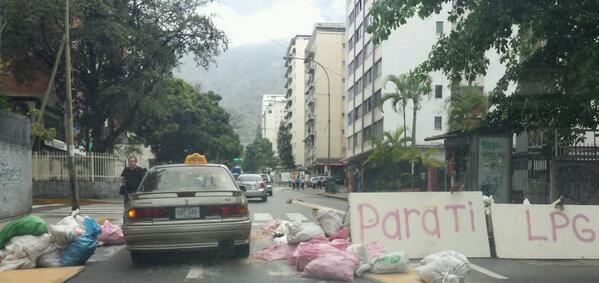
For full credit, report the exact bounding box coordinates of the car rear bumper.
[244,190,267,198]
[123,219,251,251]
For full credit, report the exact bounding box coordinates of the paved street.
[20,187,599,282]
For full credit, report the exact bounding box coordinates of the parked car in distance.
[309,176,324,188]
[123,164,251,263]
[260,174,273,196]
[237,174,268,201]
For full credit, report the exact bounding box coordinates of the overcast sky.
[204,0,346,47]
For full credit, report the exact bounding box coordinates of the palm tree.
[383,74,411,148]
[448,86,489,132]
[365,128,412,167]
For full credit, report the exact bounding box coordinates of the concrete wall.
[0,111,32,219]
[33,180,121,199]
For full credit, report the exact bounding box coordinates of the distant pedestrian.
[291,176,296,190]
[353,169,361,193]
[300,176,305,190]
[295,176,301,190]
[120,156,147,206]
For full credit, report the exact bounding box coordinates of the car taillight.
[206,204,248,218]
[127,207,169,219]
[260,182,265,188]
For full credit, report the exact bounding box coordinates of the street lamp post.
[284,56,332,192]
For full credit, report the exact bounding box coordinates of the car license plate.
[175,207,200,219]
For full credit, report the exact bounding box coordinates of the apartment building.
[344,0,507,165]
[261,94,286,155]
[304,23,347,177]
[284,35,311,167]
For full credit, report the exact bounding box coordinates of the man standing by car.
[120,156,147,205]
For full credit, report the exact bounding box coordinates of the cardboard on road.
[0,266,84,283]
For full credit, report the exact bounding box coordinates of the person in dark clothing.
[120,156,147,205]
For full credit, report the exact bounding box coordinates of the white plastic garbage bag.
[37,248,62,267]
[48,215,85,248]
[0,234,54,271]
[346,244,372,277]
[313,209,343,236]
[274,221,291,236]
[416,256,470,283]
[420,250,470,266]
[370,251,410,274]
[286,221,325,244]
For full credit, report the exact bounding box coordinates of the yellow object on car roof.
[184,153,208,164]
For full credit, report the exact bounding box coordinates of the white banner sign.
[492,204,599,259]
[349,192,490,258]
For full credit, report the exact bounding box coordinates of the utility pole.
[64,0,79,210]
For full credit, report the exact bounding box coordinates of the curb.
[316,192,348,201]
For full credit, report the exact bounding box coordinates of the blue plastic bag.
[60,217,101,266]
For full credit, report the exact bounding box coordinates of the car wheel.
[268,192,273,196]
[261,196,267,202]
[130,251,144,264]
[236,244,250,258]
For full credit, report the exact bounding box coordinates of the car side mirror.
[239,185,246,192]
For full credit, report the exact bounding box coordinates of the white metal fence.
[32,152,127,181]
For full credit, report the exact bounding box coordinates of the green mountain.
[175,42,286,145]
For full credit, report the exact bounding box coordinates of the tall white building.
[304,23,347,176]
[261,94,286,155]
[284,35,311,167]
[344,0,508,164]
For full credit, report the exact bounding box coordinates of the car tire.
[261,196,267,202]
[268,192,273,196]
[130,251,144,264]
[236,244,250,258]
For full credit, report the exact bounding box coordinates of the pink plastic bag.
[286,244,298,265]
[97,220,124,245]
[365,242,386,258]
[293,242,340,271]
[329,227,350,240]
[303,250,359,282]
[329,239,351,251]
[251,244,288,261]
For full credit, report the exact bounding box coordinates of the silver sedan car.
[237,174,268,202]
[123,164,251,263]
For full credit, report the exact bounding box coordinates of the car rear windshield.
[238,175,261,182]
[261,175,270,181]
[139,166,237,192]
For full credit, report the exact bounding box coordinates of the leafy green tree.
[133,78,241,164]
[243,130,276,173]
[448,86,489,132]
[368,0,599,136]
[276,122,295,168]
[0,0,227,152]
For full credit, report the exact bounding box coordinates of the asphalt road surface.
[29,186,599,283]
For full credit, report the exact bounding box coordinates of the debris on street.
[416,250,471,283]
[0,210,124,272]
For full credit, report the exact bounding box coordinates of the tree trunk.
[411,99,418,191]
[403,104,407,148]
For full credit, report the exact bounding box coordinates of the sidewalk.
[285,185,349,201]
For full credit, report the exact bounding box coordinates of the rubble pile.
[251,207,472,282]
[0,210,125,272]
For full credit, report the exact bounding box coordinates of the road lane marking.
[285,213,308,222]
[185,266,206,279]
[253,213,274,222]
[471,263,509,279]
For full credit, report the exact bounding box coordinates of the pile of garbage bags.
[0,210,125,272]
[252,208,472,282]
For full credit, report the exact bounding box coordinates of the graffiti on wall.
[478,137,509,203]
[556,164,599,204]
[0,159,23,185]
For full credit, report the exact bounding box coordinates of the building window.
[434,116,442,130]
[268,110,272,114]
[356,0,362,14]
[363,125,372,143]
[355,78,362,93]
[435,85,443,98]
[436,21,444,35]
[348,60,354,74]
[364,15,371,29]
[364,40,373,57]
[374,59,382,78]
[373,90,382,107]
[348,35,354,51]
[355,24,362,42]
[347,110,353,125]
[348,136,354,149]
[364,68,372,86]
[356,50,363,67]
[348,86,354,100]
[348,10,355,26]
